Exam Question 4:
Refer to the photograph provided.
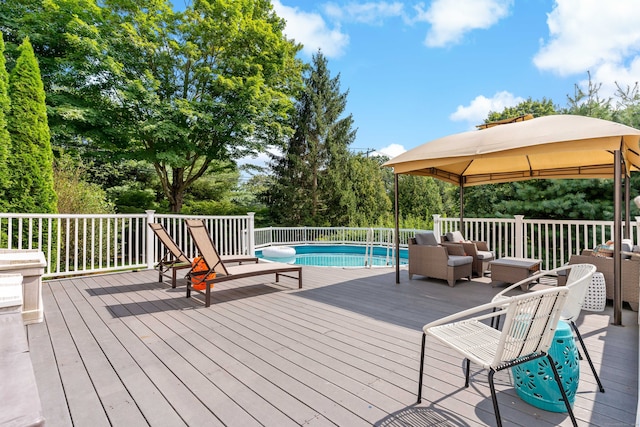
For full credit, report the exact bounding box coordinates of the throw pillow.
[415,232,438,246]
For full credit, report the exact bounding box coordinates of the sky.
[251,0,640,162]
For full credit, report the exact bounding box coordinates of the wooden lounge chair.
[149,222,258,288]
[184,219,302,307]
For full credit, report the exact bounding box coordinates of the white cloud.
[584,57,640,99]
[375,143,406,158]
[450,91,524,128]
[272,1,349,58]
[534,0,640,77]
[414,0,513,47]
[323,2,405,25]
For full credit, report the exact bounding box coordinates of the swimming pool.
[256,245,408,267]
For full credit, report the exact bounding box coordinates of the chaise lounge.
[149,222,258,288]
[185,219,302,307]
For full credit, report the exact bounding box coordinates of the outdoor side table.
[489,257,542,289]
[511,320,579,412]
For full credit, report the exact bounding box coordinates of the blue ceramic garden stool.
[511,320,579,412]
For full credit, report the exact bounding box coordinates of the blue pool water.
[256,245,408,267]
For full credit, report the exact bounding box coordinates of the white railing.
[254,226,419,248]
[435,214,640,270]
[2,210,635,278]
[0,211,255,278]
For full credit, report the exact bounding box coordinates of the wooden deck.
[26,266,638,426]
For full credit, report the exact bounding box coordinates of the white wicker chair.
[417,286,576,427]
[491,263,603,393]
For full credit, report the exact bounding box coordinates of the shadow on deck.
[25,267,638,426]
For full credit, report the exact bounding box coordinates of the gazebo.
[384,114,640,324]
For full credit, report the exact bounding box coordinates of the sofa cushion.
[447,255,473,267]
[442,243,466,256]
[477,250,495,260]
[446,231,466,243]
[415,232,438,246]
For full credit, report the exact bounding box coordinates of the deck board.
[27,266,638,426]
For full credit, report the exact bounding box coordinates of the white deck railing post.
[145,210,156,270]
[433,214,441,242]
[247,212,255,255]
[515,215,525,258]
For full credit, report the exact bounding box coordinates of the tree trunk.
[169,168,185,213]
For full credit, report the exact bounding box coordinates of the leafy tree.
[54,153,114,214]
[267,51,356,226]
[339,154,391,226]
[485,97,557,123]
[496,179,614,220]
[6,37,57,213]
[561,72,613,120]
[0,34,10,209]
[396,174,443,228]
[84,0,303,212]
[2,0,303,213]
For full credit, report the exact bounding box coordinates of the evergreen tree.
[267,51,356,226]
[340,155,392,226]
[6,37,57,213]
[396,175,444,228]
[0,34,10,210]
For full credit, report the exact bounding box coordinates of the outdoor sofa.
[560,247,640,311]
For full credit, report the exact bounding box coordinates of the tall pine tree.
[7,37,57,213]
[267,52,356,226]
[0,34,11,210]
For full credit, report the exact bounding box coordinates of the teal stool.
[511,320,580,412]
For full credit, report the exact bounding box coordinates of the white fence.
[0,211,255,278]
[254,226,417,249]
[1,210,636,278]
[435,214,640,270]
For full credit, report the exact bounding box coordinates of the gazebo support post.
[394,173,400,284]
[459,182,465,236]
[614,150,623,325]
[625,172,631,239]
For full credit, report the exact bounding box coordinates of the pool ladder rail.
[364,228,395,268]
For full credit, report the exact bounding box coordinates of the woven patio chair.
[408,231,473,287]
[442,230,495,277]
[184,219,302,307]
[417,286,576,427]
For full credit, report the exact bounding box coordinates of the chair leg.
[570,321,605,392]
[417,333,426,403]
[491,307,500,329]
[464,358,471,387]
[205,281,211,307]
[546,354,578,427]
[488,369,503,427]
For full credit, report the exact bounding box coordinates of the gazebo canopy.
[384,114,640,325]
[384,115,640,185]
